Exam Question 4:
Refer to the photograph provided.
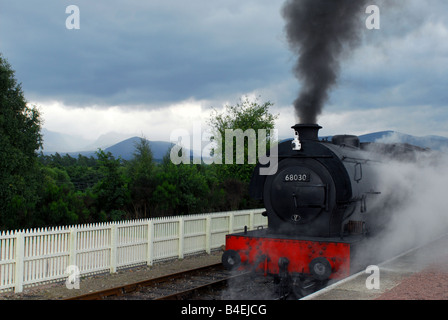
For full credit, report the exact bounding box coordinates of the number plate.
[284,173,310,182]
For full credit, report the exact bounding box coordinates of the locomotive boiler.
[222,123,387,297]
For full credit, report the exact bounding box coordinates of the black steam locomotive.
[251,123,383,237]
[222,123,418,297]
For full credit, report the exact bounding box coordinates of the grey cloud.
[322,0,448,113]
[1,0,447,133]
[0,0,289,108]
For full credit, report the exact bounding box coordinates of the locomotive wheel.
[222,250,241,271]
[309,257,332,281]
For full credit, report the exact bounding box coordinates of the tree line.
[33,142,262,229]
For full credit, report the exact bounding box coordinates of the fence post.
[69,228,77,269]
[205,215,211,254]
[147,220,154,266]
[249,210,255,231]
[178,217,184,259]
[229,212,234,234]
[14,232,24,293]
[110,224,117,273]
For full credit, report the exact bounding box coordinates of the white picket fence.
[0,208,266,293]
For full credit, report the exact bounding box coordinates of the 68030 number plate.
[284,173,310,182]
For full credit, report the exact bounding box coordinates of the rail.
[65,263,225,300]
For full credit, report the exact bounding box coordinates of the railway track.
[64,233,448,301]
[66,235,425,301]
[65,263,249,300]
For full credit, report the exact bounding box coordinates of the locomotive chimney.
[291,124,322,141]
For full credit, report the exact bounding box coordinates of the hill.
[40,128,93,153]
[103,137,174,161]
[357,131,448,151]
[41,134,175,161]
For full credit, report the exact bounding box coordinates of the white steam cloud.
[358,146,448,266]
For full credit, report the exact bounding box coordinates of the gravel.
[376,264,448,300]
[376,236,448,300]
[0,251,222,300]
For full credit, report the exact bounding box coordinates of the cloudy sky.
[1,0,447,151]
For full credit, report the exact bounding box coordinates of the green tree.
[34,167,80,227]
[207,96,278,211]
[38,153,102,192]
[127,138,156,218]
[151,154,180,216]
[207,96,278,184]
[176,163,210,214]
[93,149,130,221]
[0,54,43,229]
[151,153,214,216]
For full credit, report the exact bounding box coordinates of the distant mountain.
[103,137,174,161]
[358,131,448,151]
[41,138,174,161]
[83,132,135,150]
[356,131,394,142]
[41,129,135,153]
[41,128,93,153]
[290,130,448,152]
[40,130,176,161]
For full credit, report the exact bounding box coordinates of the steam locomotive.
[221,123,416,297]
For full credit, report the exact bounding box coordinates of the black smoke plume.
[282,0,368,123]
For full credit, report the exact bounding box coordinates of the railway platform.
[302,234,448,300]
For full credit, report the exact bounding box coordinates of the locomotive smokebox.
[291,124,322,141]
